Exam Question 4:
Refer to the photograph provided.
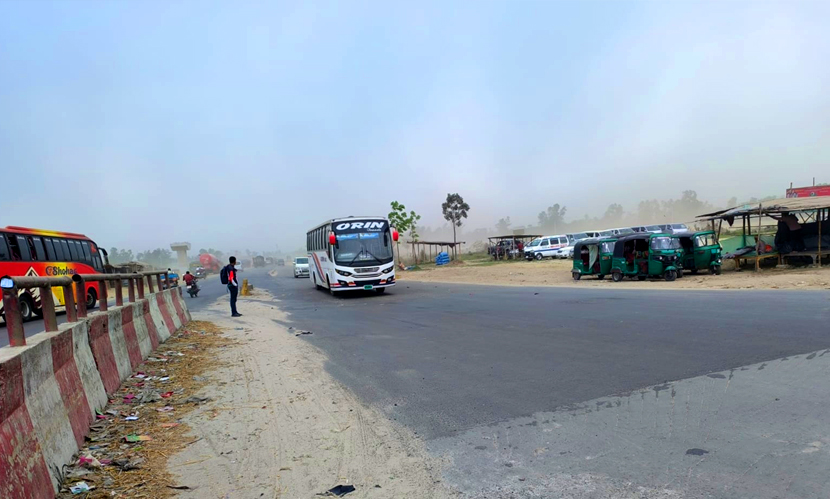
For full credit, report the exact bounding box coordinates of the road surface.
[235,267,830,498]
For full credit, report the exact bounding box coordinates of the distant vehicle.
[584,231,602,238]
[307,216,397,294]
[631,225,664,234]
[253,255,266,267]
[524,234,569,260]
[194,266,206,278]
[609,227,636,237]
[293,257,309,278]
[198,253,222,273]
[491,239,523,260]
[0,226,110,321]
[277,259,285,266]
[659,223,690,233]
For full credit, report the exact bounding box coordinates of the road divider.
[0,272,190,498]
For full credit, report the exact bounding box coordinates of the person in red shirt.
[223,256,241,317]
[183,271,196,286]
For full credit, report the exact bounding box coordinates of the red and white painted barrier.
[0,287,190,498]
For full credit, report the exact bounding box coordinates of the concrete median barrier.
[0,286,190,498]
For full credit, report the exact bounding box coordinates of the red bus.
[0,226,110,321]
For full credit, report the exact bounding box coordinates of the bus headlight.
[335,269,352,277]
[381,266,393,274]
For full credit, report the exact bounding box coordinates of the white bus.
[307,216,398,294]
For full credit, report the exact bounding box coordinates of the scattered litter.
[123,394,135,402]
[161,391,174,398]
[78,455,102,468]
[167,484,194,490]
[295,330,313,336]
[320,484,356,497]
[161,422,179,428]
[111,457,144,471]
[184,396,212,404]
[146,356,168,362]
[159,376,171,381]
[157,406,175,412]
[106,409,119,417]
[125,434,153,443]
[125,416,139,421]
[69,482,92,494]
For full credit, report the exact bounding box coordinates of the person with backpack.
[221,256,242,317]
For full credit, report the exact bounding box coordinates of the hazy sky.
[1,0,828,253]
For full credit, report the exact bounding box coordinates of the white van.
[524,234,569,260]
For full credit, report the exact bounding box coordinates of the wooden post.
[818,208,823,268]
[755,204,762,272]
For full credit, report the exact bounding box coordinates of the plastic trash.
[322,484,356,496]
[69,482,92,494]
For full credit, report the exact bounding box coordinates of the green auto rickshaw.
[673,231,723,275]
[571,238,617,280]
[610,233,682,282]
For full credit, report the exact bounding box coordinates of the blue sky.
[1,0,829,253]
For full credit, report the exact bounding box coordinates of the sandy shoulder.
[399,259,830,290]
[168,292,454,498]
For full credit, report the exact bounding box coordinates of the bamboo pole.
[755,204,763,272]
[818,208,823,268]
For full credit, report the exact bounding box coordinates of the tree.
[495,217,512,234]
[537,204,567,232]
[388,201,421,263]
[602,203,624,225]
[441,193,469,258]
[108,247,134,264]
[135,248,174,269]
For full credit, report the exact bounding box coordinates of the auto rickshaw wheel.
[664,270,677,282]
[572,272,581,281]
[611,271,623,282]
[535,253,543,261]
[676,270,684,279]
[637,275,646,281]
[711,265,722,275]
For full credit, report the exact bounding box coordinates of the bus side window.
[81,241,92,263]
[43,238,56,260]
[59,239,71,262]
[92,254,103,272]
[68,240,80,262]
[0,234,10,261]
[15,235,32,261]
[30,237,47,261]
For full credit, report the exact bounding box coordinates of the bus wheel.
[612,271,623,282]
[19,294,34,321]
[572,272,581,281]
[86,289,98,309]
[326,277,335,296]
[664,270,677,282]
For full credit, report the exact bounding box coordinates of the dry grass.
[58,320,234,498]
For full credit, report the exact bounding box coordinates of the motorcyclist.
[183,271,197,287]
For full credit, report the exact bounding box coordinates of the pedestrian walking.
[221,256,242,317]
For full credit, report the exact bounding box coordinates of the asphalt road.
[238,267,830,498]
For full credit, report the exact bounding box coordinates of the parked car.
[584,231,602,238]
[524,235,569,260]
[659,223,689,233]
[632,225,665,233]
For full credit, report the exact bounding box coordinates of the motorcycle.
[186,278,200,298]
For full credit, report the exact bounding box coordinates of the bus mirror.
[329,233,336,245]
[392,230,399,242]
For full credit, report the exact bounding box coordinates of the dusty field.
[401,258,830,290]
[169,292,454,498]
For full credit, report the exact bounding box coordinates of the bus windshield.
[333,222,394,267]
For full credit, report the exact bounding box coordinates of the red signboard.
[786,185,830,198]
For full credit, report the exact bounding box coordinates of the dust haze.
[1,1,828,261]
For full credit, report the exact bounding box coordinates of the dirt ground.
[168,292,454,498]
[400,258,830,290]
